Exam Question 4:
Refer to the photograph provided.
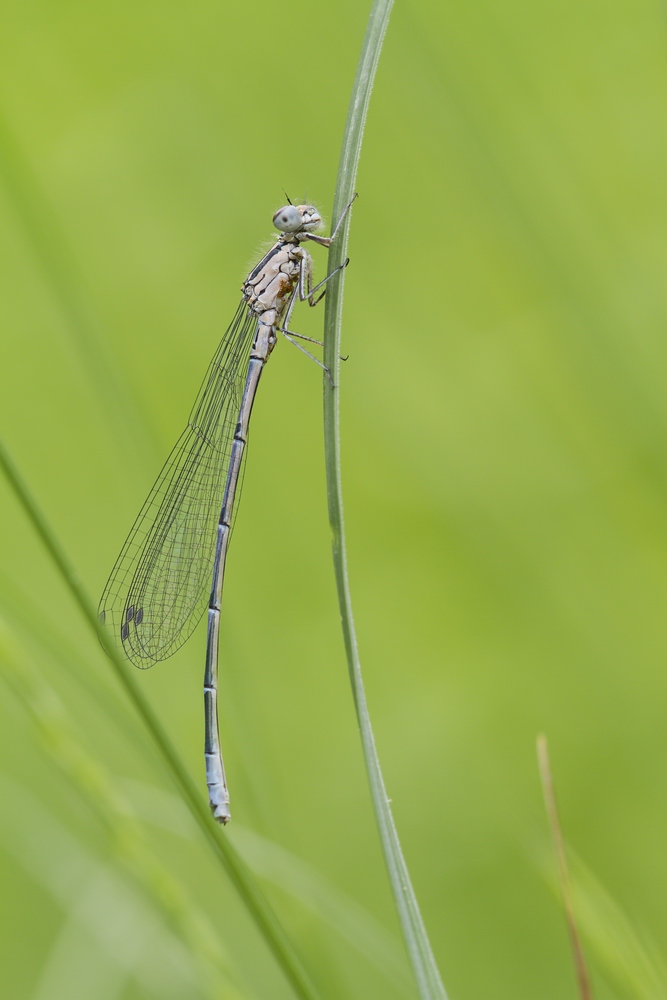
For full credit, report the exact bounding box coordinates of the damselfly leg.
[279,257,350,384]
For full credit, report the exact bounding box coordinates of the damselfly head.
[273,203,323,234]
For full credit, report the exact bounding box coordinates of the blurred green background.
[0,0,666,997]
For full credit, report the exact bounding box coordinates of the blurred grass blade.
[0,106,157,470]
[0,615,244,1000]
[322,2,447,997]
[230,825,414,996]
[0,438,320,1000]
[0,772,205,1000]
[0,566,158,760]
[108,778,415,995]
[535,833,667,1000]
[111,778,414,997]
[537,739,667,1000]
[537,735,593,999]
[568,855,667,1000]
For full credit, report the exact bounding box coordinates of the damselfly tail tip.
[211,805,231,825]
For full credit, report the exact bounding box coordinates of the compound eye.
[273,205,301,232]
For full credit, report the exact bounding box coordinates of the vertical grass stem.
[322,2,448,997]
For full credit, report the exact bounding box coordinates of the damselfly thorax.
[245,243,306,318]
[242,242,309,362]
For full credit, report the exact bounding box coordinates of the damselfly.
[99,194,356,823]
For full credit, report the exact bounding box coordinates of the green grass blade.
[322,2,448,998]
[0,773,206,999]
[105,778,415,994]
[230,825,415,996]
[0,438,320,1000]
[0,615,245,1000]
[568,856,667,1000]
[536,842,667,1000]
